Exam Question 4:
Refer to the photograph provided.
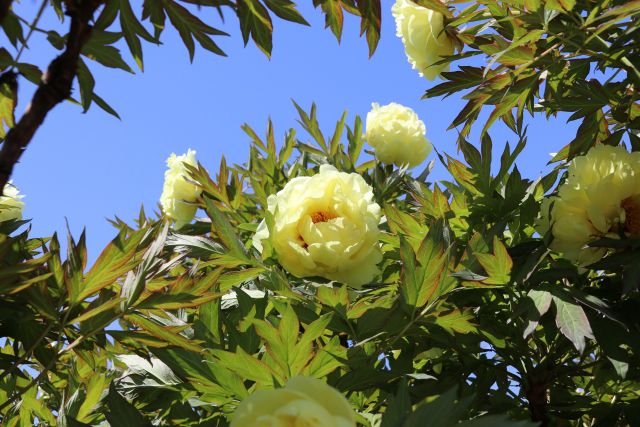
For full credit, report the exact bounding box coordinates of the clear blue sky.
[9,0,576,260]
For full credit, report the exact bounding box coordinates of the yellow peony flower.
[539,145,640,265]
[0,182,24,222]
[253,164,382,288]
[230,376,356,427]
[160,149,202,228]
[392,0,455,80]
[365,102,432,168]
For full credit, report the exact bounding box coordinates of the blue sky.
[9,0,577,260]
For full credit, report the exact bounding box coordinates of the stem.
[588,34,640,85]
[0,307,71,417]
[13,0,48,64]
[0,320,54,384]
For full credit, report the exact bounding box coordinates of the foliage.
[1,1,640,427]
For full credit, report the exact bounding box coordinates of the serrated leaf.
[119,0,156,70]
[204,196,249,260]
[403,387,472,427]
[126,313,203,353]
[356,0,381,57]
[381,380,411,427]
[313,0,345,41]
[164,0,227,61]
[475,236,512,285]
[82,30,134,72]
[237,0,274,57]
[104,384,149,426]
[552,295,593,353]
[434,309,477,334]
[212,346,279,385]
[81,228,149,301]
[264,0,309,25]
[546,0,575,12]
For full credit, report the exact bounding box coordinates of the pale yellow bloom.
[365,102,432,168]
[0,182,24,222]
[539,145,640,265]
[253,165,382,288]
[392,0,455,80]
[160,149,202,228]
[231,376,356,427]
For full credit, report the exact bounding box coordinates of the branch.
[526,372,551,427]
[0,0,104,192]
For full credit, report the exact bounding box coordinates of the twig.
[0,0,104,193]
[13,0,49,64]
[0,320,54,384]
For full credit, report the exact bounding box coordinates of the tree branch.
[0,0,104,192]
[526,371,551,427]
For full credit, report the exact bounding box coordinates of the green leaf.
[68,298,123,324]
[552,295,593,353]
[126,313,203,353]
[545,0,575,12]
[164,0,228,61]
[142,0,167,39]
[400,225,453,311]
[104,384,149,426]
[76,59,95,112]
[356,0,381,57]
[92,93,121,119]
[81,227,149,301]
[433,309,478,335]
[264,0,309,25]
[475,236,513,285]
[412,0,452,17]
[15,63,42,85]
[119,0,156,70]
[82,30,134,73]
[76,375,109,423]
[550,110,607,163]
[219,267,266,292]
[523,289,552,338]
[204,196,249,260]
[237,0,274,57]
[403,387,472,427]
[0,71,17,138]
[212,346,279,385]
[1,12,24,48]
[380,380,411,427]
[313,0,345,41]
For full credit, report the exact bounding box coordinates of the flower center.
[622,197,640,235]
[310,211,337,224]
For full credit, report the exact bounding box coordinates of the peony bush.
[1,1,640,426]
